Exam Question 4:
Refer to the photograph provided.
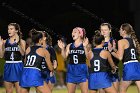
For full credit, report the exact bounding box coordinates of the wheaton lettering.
[5,47,20,51]
[70,50,84,54]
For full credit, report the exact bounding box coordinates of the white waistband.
[24,67,41,71]
[6,60,22,63]
[124,60,139,65]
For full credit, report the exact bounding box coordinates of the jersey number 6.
[73,55,78,64]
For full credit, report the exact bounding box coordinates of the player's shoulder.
[118,39,125,44]
[20,39,26,43]
[101,49,109,54]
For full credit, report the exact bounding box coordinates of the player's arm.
[106,51,116,69]
[43,48,53,72]
[50,47,57,69]
[64,44,70,59]
[0,37,6,58]
[105,50,117,74]
[57,40,70,60]
[18,39,26,56]
[83,37,92,59]
[61,44,70,60]
[111,40,124,61]
[25,47,30,62]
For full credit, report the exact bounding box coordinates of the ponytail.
[131,30,140,56]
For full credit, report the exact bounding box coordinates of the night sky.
[0,0,137,45]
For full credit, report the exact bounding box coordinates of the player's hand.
[0,36,4,47]
[111,66,118,74]
[53,60,57,69]
[83,37,89,47]
[57,40,65,50]
[112,40,117,50]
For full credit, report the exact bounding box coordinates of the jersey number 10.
[26,55,36,66]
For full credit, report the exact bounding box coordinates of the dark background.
[0,0,139,45]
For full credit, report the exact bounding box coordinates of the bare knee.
[68,89,76,93]
[5,87,13,93]
[41,90,51,93]
[6,89,13,93]
[20,88,29,93]
[15,82,21,93]
[104,86,117,93]
[99,89,105,93]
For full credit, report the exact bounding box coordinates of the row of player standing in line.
[0,23,57,93]
[58,22,140,93]
[0,22,140,93]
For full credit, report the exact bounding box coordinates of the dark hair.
[8,23,22,39]
[93,30,104,45]
[30,29,43,44]
[121,23,140,55]
[100,23,112,37]
[42,31,52,46]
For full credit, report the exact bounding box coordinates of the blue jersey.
[41,45,57,71]
[20,46,44,87]
[41,45,57,83]
[123,38,139,63]
[122,38,140,81]
[89,48,109,73]
[3,39,23,82]
[4,39,22,62]
[103,38,119,66]
[103,38,120,82]
[66,43,88,83]
[88,48,112,89]
[24,46,44,70]
[69,43,86,64]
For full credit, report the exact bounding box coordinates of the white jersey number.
[104,47,108,50]
[131,49,136,59]
[94,60,100,71]
[10,52,14,61]
[73,55,78,64]
[26,55,36,66]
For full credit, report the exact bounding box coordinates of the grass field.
[0,85,138,93]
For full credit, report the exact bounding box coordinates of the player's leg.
[67,83,77,93]
[119,79,132,93]
[56,70,65,87]
[14,82,21,93]
[135,81,140,93]
[98,89,105,93]
[89,89,98,93]
[113,81,119,92]
[104,85,117,93]
[48,81,55,91]
[36,82,51,93]
[4,81,14,93]
[20,87,30,93]
[79,80,88,93]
